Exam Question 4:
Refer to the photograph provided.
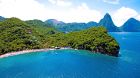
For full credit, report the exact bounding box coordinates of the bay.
[0,32,140,78]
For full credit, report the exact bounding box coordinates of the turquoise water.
[0,32,140,78]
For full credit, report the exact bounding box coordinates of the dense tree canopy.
[0,17,120,56]
[46,27,120,56]
[0,18,58,54]
[0,18,45,54]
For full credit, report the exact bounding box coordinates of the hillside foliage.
[0,18,119,56]
[46,27,120,56]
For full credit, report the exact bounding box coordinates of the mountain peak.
[121,18,140,32]
[98,13,118,32]
[6,17,24,23]
[46,19,64,24]
[100,13,113,24]
[103,13,112,20]
[104,13,111,17]
[127,18,139,22]
[2,17,28,26]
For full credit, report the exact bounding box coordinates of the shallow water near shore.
[0,32,140,78]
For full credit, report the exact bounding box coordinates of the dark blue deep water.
[0,32,140,78]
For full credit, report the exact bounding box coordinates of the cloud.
[136,15,140,21]
[46,3,102,23]
[0,0,139,27]
[0,0,47,20]
[48,0,72,7]
[59,3,101,22]
[103,0,119,4]
[0,0,102,23]
[112,7,138,27]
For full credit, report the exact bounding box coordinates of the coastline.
[0,48,70,59]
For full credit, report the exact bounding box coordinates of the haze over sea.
[0,32,140,78]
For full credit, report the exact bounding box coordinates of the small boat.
[55,47,61,49]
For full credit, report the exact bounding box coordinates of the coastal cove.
[0,0,140,78]
[0,18,120,57]
[0,32,140,78]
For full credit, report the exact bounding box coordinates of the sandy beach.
[0,48,70,59]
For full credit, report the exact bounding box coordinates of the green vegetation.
[0,18,58,54]
[0,17,120,56]
[0,18,44,54]
[46,27,120,56]
[25,19,59,36]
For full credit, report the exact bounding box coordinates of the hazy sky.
[0,0,140,26]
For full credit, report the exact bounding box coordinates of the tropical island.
[0,17,120,57]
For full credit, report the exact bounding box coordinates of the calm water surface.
[0,32,140,78]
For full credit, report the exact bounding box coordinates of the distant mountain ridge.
[0,14,140,32]
[0,16,5,21]
[121,18,140,32]
[45,19,98,32]
[45,13,140,32]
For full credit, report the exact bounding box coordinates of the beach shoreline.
[0,48,70,59]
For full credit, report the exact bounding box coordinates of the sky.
[0,0,140,27]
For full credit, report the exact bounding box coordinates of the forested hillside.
[0,18,120,56]
[0,18,58,54]
[46,27,120,56]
